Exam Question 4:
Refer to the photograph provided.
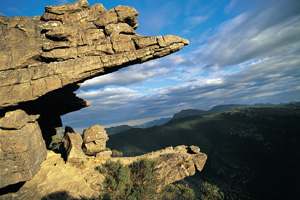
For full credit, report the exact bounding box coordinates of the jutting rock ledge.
[0,0,206,198]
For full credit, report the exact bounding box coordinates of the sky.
[1,0,300,131]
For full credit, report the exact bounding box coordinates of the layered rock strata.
[0,0,188,190]
[0,0,188,108]
[0,110,46,188]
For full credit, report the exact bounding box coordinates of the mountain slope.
[134,117,172,128]
[107,103,300,199]
[106,125,133,135]
[172,104,245,119]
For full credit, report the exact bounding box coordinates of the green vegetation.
[96,159,196,200]
[200,182,224,200]
[107,103,300,199]
[48,127,64,152]
[48,135,63,153]
[111,150,123,157]
[160,183,195,200]
[97,159,161,200]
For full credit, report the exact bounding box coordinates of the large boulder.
[0,110,47,188]
[62,131,86,163]
[83,125,109,155]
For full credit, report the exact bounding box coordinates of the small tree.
[128,159,161,199]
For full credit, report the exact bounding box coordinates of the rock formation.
[0,0,188,109]
[112,145,207,185]
[0,0,190,194]
[62,131,86,163]
[1,144,207,199]
[83,125,109,156]
[0,110,46,188]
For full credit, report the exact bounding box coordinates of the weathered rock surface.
[96,150,112,160]
[0,0,188,191]
[0,0,188,109]
[0,151,104,200]
[1,145,206,199]
[63,132,86,163]
[83,125,109,155]
[0,110,47,188]
[113,145,207,185]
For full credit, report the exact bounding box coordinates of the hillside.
[106,104,246,135]
[106,125,133,135]
[172,104,245,119]
[107,103,300,199]
[134,117,172,128]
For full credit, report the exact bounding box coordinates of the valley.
[107,103,300,199]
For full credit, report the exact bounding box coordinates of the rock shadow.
[41,191,97,200]
[0,182,25,196]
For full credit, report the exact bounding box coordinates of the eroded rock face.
[112,145,207,185]
[63,131,86,163]
[1,145,207,200]
[0,110,47,188]
[0,151,103,200]
[83,125,109,155]
[0,0,188,109]
[0,0,188,190]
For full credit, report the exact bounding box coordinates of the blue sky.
[1,0,300,131]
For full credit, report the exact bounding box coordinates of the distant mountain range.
[106,102,300,199]
[106,104,248,135]
[105,125,133,135]
[106,118,172,135]
[172,104,246,119]
[106,103,292,135]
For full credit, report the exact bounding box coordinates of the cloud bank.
[62,0,300,129]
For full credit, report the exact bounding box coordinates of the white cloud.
[62,0,300,129]
[193,0,300,69]
[185,15,209,27]
[81,64,172,88]
[77,87,137,99]
[81,54,192,88]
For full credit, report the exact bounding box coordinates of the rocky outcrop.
[0,0,188,108]
[63,131,86,163]
[83,125,109,155]
[0,110,46,188]
[1,145,207,199]
[0,151,104,200]
[0,0,188,189]
[112,145,207,185]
